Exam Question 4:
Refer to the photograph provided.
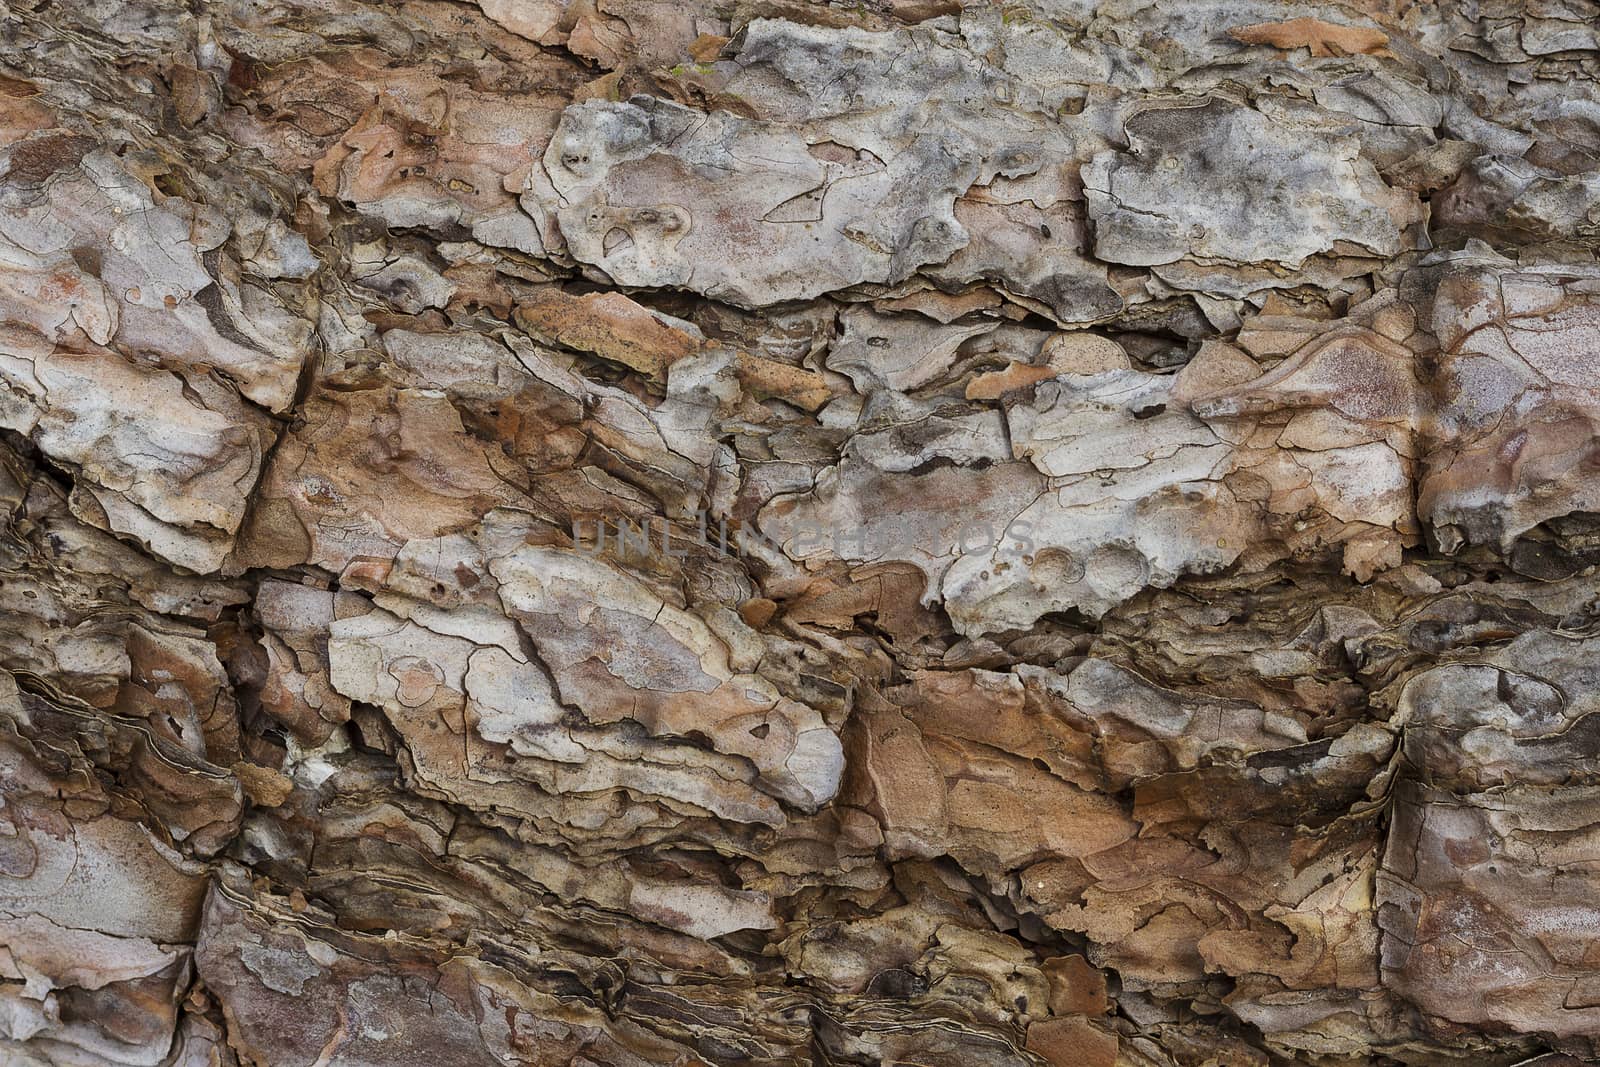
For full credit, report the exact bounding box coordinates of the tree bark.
[2,0,1599,1064]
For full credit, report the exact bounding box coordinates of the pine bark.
[2,0,1599,1064]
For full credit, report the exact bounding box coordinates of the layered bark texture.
[3,0,1600,1064]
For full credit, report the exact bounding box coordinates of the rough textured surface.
[1,0,1599,1064]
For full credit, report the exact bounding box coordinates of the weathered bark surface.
[1,0,1599,1064]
